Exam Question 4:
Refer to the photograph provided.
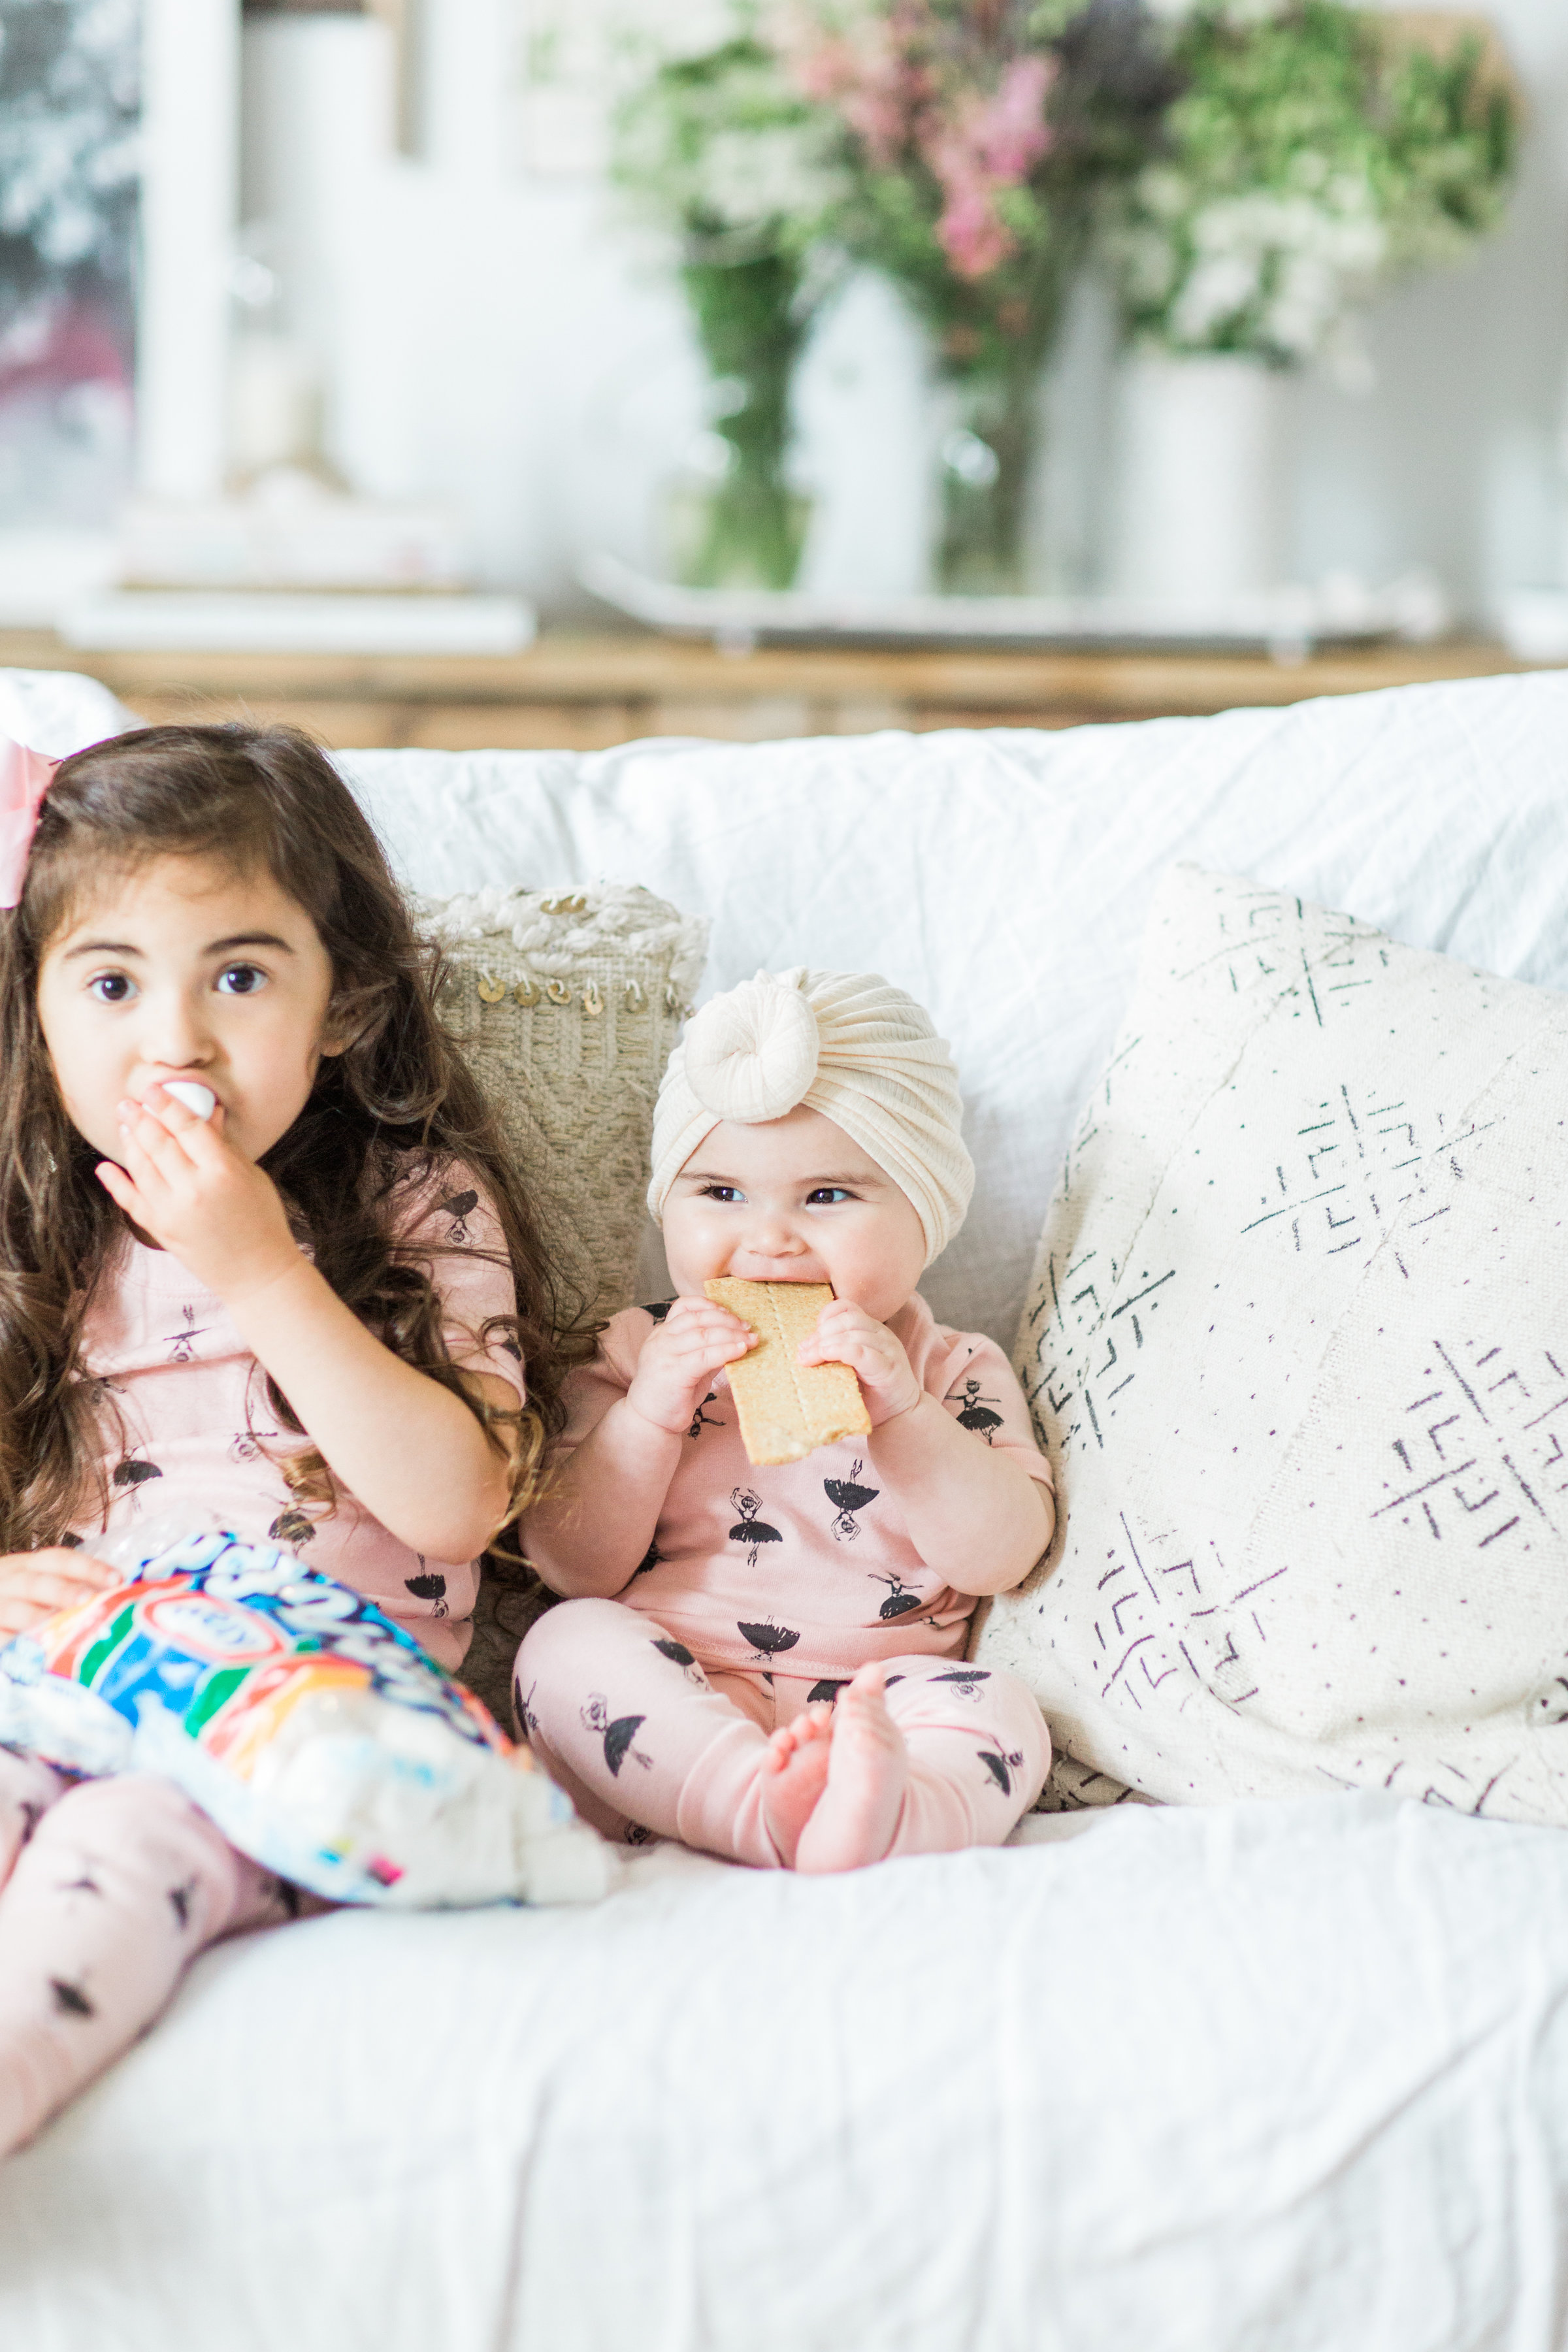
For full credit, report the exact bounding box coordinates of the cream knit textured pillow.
[976,862,1568,1825]
[414,882,708,1322]
[413,882,708,1724]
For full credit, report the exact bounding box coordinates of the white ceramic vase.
[1106,350,1288,608]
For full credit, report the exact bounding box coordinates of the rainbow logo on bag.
[12,1531,508,1772]
[0,1528,610,1908]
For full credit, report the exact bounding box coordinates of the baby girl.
[517,968,1055,1870]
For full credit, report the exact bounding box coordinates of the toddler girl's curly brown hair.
[0,721,579,1561]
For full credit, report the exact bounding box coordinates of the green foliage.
[1380,33,1516,267]
[606,1,1521,587]
[612,37,845,267]
[1107,1,1517,365]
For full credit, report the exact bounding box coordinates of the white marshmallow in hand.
[162,1081,216,1122]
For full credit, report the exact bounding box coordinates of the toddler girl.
[517,969,1055,1871]
[0,720,568,2153]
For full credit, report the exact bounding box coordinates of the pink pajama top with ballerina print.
[69,1168,526,1672]
[557,1293,1054,1683]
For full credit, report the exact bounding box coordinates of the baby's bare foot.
[793,1663,907,1874]
[760,1707,833,1866]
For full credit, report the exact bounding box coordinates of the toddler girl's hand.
[95,1084,301,1306]
[625,1296,755,1438]
[799,1301,921,1426]
[0,1548,117,1639]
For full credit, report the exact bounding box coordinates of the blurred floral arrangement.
[770,1,1171,586]
[610,1,1517,594]
[613,38,845,589]
[1109,0,1517,373]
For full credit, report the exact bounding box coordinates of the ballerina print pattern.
[0,1754,316,2159]
[546,1294,1053,1683]
[69,1166,526,1673]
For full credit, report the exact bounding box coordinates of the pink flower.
[932,171,1015,278]
[921,57,1055,279]
[776,4,1058,281]
[972,54,1054,185]
[778,12,921,169]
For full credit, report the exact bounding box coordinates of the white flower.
[1171,250,1262,340]
[1143,0,1292,19]
[1264,255,1342,356]
[696,126,841,232]
[1135,163,1390,361]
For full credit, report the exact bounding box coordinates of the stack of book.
[57,474,534,656]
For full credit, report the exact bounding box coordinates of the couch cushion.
[0,665,137,757]
[341,670,1568,1348]
[976,862,1568,1821]
[411,883,708,1717]
[5,1794,1568,2351]
[11,662,1568,1352]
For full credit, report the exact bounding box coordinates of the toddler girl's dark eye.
[702,1185,744,1203]
[808,1187,853,1205]
[90,973,133,1004]
[217,965,265,996]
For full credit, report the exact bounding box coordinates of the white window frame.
[135,0,240,499]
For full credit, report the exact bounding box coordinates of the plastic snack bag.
[0,1524,612,1908]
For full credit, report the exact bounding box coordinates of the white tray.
[581,551,1447,661]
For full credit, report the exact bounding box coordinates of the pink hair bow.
[0,734,59,909]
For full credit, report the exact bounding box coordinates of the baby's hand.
[0,1547,118,1640]
[800,1301,921,1426]
[625,1296,755,1439]
[95,1083,301,1307]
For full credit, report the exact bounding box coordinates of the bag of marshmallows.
[0,1524,610,1908]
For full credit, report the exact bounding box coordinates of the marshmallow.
[649,969,975,1266]
[163,1082,216,1122]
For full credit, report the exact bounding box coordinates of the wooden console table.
[0,627,1533,752]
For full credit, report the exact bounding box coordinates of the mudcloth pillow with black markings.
[974,861,1568,1825]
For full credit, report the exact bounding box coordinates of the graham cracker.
[704,1277,872,1466]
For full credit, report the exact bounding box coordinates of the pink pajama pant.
[0,1750,306,2157]
[516,1597,1051,1867]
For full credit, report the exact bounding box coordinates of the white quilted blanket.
[4,1794,1567,2352]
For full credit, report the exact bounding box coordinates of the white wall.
[1292,0,1568,615]
[240,0,1568,621]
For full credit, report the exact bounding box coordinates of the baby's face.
[662,1105,926,1323]
[36,851,342,1168]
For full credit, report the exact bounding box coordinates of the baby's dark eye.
[216,964,267,997]
[806,1187,853,1206]
[88,972,134,1004]
[701,1185,745,1204]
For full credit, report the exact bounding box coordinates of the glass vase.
[935,363,1041,596]
[672,248,811,593]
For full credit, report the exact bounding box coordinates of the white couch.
[3,665,1568,2352]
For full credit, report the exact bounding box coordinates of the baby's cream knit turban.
[647,968,975,1267]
